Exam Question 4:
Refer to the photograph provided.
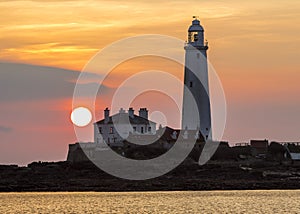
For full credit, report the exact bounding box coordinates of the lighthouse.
[182,17,212,141]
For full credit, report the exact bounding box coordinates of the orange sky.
[0,0,300,164]
[0,0,299,70]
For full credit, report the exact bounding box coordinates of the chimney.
[119,108,125,114]
[139,108,148,120]
[104,108,110,123]
[128,107,134,118]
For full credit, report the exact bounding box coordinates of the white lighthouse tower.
[182,17,212,141]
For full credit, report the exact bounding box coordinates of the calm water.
[0,190,299,213]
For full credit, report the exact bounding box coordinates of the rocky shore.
[0,159,300,192]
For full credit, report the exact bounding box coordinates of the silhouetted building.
[284,144,300,161]
[250,139,268,156]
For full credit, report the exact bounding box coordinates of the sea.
[0,190,299,213]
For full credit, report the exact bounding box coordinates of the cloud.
[0,62,113,102]
[0,125,12,133]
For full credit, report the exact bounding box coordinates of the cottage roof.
[95,112,156,125]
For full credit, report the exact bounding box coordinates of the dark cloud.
[0,62,112,102]
[0,125,12,133]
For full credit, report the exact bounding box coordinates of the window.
[110,127,114,134]
[141,127,144,134]
[148,127,151,132]
[133,127,137,132]
[99,127,102,134]
[194,33,198,41]
[188,32,199,43]
[188,33,192,42]
[189,81,193,88]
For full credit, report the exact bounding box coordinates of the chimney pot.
[128,107,134,118]
[139,108,148,120]
[104,108,110,123]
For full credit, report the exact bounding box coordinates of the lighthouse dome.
[188,19,204,32]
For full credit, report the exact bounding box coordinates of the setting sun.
[71,107,92,127]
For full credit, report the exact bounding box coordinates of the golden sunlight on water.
[0,190,299,213]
